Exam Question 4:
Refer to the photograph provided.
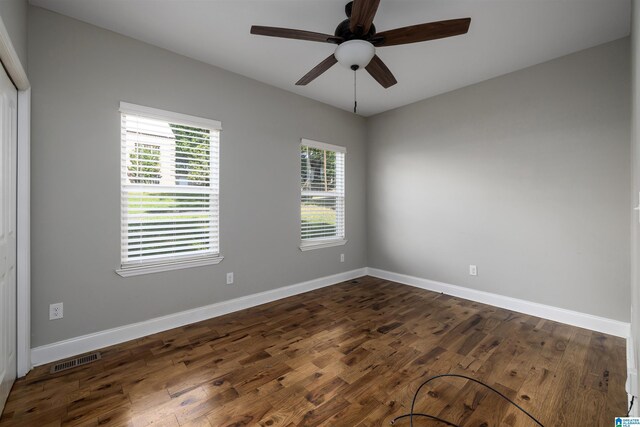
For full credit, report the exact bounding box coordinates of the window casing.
[117,103,222,276]
[300,139,346,250]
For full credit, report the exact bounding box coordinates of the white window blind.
[300,139,345,246]
[119,103,221,273]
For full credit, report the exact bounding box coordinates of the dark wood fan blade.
[251,26,341,44]
[349,0,380,35]
[375,18,471,47]
[296,55,338,85]
[365,55,397,88]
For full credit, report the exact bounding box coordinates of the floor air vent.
[50,352,101,373]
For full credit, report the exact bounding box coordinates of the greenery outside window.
[300,138,346,250]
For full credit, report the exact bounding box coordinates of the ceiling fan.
[250,0,471,89]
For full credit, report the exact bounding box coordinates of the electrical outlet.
[340,253,345,263]
[226,272,234,285]
[49,302,63,320]
[469,265,477,276]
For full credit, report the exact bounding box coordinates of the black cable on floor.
[390,413,458,426]
[628,396,635,417]
[390,373,546,427]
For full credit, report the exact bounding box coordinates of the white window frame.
[116,102,223,277]
[299,138,347,251]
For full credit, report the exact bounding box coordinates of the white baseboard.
[31,266,632,367]
[366,267,631,338]
[30,268,366,367]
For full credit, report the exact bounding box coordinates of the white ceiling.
[29,0,631,116]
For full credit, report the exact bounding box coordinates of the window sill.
[116,255,224,277]
[299,239,347,251]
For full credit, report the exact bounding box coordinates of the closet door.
[0,63,18,412]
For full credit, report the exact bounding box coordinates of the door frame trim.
[16,89,29,377]
[0,16,28,91]
[0,15,31,377]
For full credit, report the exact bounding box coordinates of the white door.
[0,65,17,412]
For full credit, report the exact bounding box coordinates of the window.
[117,102,222,276]
[300,138,346,250]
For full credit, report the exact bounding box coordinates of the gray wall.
[28,7,367,347]
[0,0,27,70]
[29,5,632,348]
[367,38,631,321]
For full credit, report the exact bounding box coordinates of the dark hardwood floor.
[0,276,628,426]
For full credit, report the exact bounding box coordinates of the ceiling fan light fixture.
[334,39,375,70]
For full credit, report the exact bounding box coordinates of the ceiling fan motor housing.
[335,19,376,41]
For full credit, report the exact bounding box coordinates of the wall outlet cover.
[49,302,63,320]
[469,265,478,276]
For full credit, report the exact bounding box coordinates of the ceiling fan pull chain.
[353,69,357,114]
